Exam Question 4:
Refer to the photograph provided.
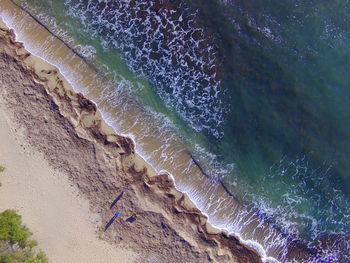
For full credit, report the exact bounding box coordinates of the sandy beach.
[0,15,262,263]
[0,95,137,263]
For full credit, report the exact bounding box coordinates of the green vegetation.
[0,165,4,187]
[0,210,48,263]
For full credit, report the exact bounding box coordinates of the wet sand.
[0,15,261,263]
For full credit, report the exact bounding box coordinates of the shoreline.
[0,2,276,261]
[0,13,263,263]
[0,2,281,261]
[0,1,347,262]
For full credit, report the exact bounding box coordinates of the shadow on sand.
[104,214,118,232]
[126,216,136,223]
[110,190,124,209]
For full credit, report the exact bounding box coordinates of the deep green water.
[12,0,350,261]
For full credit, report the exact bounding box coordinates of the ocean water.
[3,0,350,262]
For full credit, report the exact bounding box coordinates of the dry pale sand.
[0,104,137,263]
[0,17,262,263]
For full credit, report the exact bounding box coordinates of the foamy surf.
[0,6,282,262]
[2,0,349,262]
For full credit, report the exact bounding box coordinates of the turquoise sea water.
[10,0,350,261]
